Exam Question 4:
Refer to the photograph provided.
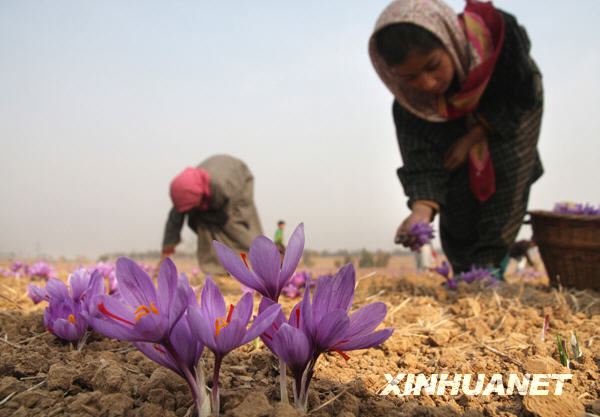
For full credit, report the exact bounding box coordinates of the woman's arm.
[162,207,185,255]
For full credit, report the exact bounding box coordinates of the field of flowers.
[1,235,599,416]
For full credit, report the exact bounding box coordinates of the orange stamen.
[150,301,159,314]
[98,302,135,326]
[215,305,236,338]
[67,314,76,324]
[240,252,250,269]
[134,305,151,322]
[331,346,350,361]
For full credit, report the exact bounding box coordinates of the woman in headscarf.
[369,0,543,279]
[161,155,263,275]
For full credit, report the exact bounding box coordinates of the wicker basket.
[529,210,600,290]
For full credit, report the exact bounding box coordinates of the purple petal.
[345,302,387,339]
[52,318,86,341]
[200,278,226,323]
[312,264,355,322]
[169,315,204,369]
[271,323,312,373]
[135,341,181,375]
[335,328,394,351]
[187,305,217,352]
[248,235,282,299]
[27,283,47,304]
[314,309,350,351]
[45,278,69,300]
[68,269,90,301]
[115,258,157,307]
[214,319,245,354]
[157,257,178,314]
[242,302,282,345]
[213,240,269,296]
[278,223,305,291]
[230,292,253,326]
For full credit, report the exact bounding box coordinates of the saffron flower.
[27,260,57,279]
[261,264,394,412]
[41,269,105,348]
[135,273,210,417]
[213,223,305,302]
[433,261,458,290]
[27,282,48,304]
[407,221,435,251]
[86,258,211,416]
[187,278,282,415]
[86,257,189,344]
[553,202,600,216]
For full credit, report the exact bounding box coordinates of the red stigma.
[98,302,135,326]
[331,347,350,361]
[295,308,300,329]
[153,344,166,354]
[45,328,54,332]
[226,304,235,323]
[240,252,250,269]
[272,322,279,331]
[262,332,273,341]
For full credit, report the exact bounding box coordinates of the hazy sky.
[1,1,599,259]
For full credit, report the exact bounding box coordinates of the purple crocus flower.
[40,269,105,346]
[186,278,281,415]
[27,282,48,304]
[134,273,210,416]
[407,221,435,251]
[281,282,301,299]
[27,260,57,280]
[261,264,394,412]
[213,223,305,302]
[459,265,491,284]
[44,297,88,341]
[434,261,451,279]
[86,257,189,344]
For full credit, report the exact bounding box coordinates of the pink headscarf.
[169,167,211,212]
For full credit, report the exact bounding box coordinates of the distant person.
[509,239,536,272]
[369,0,543,280]
[161,155,263,275]
[274,220,286,255]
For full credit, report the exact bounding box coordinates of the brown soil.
[1,256,599,417]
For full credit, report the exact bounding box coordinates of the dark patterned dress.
[393,11,543,273]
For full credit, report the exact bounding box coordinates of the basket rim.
[528,210,600,221]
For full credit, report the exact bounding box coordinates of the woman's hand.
[395,204,433,247]
[443,124,486,171]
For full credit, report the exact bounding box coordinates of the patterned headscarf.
[369,0,504,122]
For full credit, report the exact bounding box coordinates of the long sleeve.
[393,101,456,208]
[162,207,185,250]
[476,11,541,141]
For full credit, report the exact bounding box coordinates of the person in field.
[161,155,263,275]
[369,0,543,279]
[274,220,286,255]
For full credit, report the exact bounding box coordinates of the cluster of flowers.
[28,223,394,415]
[407,221,435,251]
[553,202,600,216]
[280,271,322,299]
[433,261,499,290]
[1,260,57,279]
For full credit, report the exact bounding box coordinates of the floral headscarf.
[369,0,504,122]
